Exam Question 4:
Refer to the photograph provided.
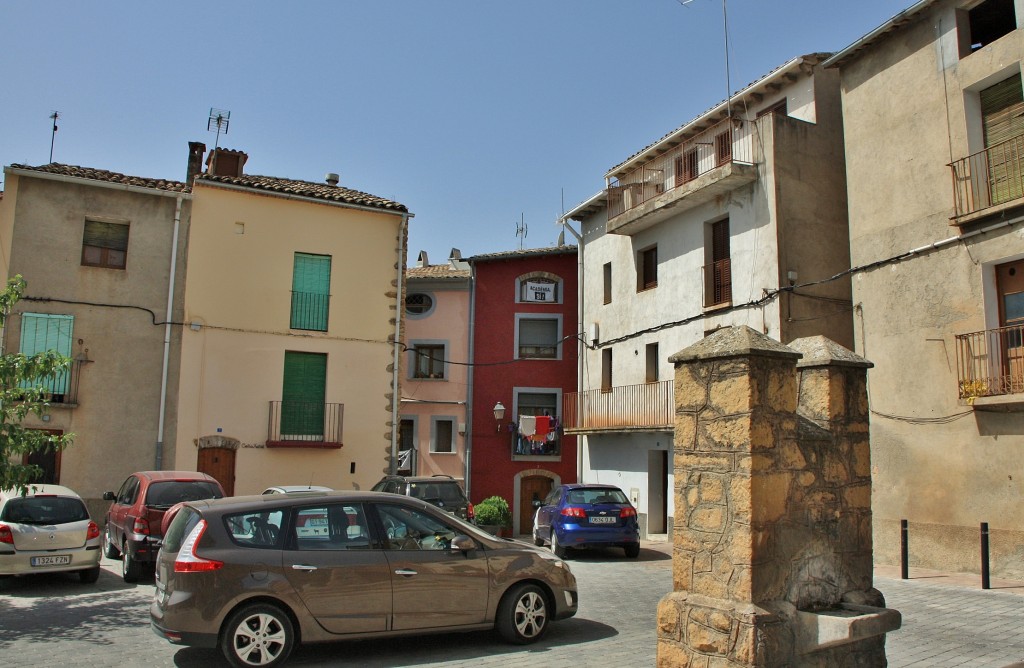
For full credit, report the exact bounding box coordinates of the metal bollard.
[900,519,909,579]
[981,522,990,590]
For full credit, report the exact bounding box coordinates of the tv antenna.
[516,213,528,250]
[49,111,60,163]
[207,107,231,174]
[671,0,732,121]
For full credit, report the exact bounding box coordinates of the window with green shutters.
[19,313,73,399]
[281,351,327,437]
[291,253,331,331]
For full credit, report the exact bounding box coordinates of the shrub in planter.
[475,496,512,534]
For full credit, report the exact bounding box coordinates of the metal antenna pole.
[49,111,60,163]
[723,0,732,121]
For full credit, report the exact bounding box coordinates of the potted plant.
[475,495,513,537]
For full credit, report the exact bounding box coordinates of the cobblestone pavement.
[1,542,1023,667]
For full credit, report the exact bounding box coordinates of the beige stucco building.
[560,54,854,539]
[174,148,411,495]
[0,163,191,519]
[398,250,472,483]
[825,0,1024,577]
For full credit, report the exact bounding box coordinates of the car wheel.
[497,583,550,644]
[121,544,141,583]
[550,531,568,559]
[221,603,295,668]
[102,529,120,559]
[79,565,101,583]
[624,543,640,558]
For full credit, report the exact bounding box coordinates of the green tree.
[0,276,73,493]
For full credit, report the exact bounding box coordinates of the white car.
[0,484,102,583]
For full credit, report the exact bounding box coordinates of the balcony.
[955,324,1024,410]
[950,134,1024,222]
[606,118,758,236]
[562,380,674,433]
[267,400,344,448]
[290,291,330,331]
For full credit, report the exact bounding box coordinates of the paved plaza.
[0,541,1022,666]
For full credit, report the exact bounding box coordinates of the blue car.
[532,484,640,558]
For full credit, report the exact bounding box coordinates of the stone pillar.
[657,326,899,667]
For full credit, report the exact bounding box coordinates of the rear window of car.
[162,506,201,553]
[566,488,630,505]
[409,482,466,506]
[1,496,89,525]
[144,481,223,508]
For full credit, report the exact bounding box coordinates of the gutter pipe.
[155,195,183,469]
[390,213,411,476]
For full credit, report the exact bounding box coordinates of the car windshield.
[145,481,223,509]
[409,482,465,505]
[1,496,89,525]
[566,488,630,505]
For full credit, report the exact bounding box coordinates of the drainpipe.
[155,195,183,469]
[465,262,478,498]
[390,213,410,476]
[560,219,584,484]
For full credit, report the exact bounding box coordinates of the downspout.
[465,262,478,498]
[155,195,183,469]
[560,219,584,483]
[390,212,410,476]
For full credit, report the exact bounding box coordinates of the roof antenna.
[516,213,528,250]
[207,107,231,173]
[48,111,60,163]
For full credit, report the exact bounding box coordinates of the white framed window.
[430,417,456,454]
[515,314,562,360]
[516,272,563,304]
[511,387,562,459]
[408,340,448,379]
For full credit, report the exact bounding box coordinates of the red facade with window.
[469,247,578,535]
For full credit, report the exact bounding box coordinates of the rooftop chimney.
[186,142,206,184]
[325,172,340,186]
[205,148,248,177]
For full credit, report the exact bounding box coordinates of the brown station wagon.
[150,491,578,667]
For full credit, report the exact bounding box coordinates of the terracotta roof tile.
[407,265,471,280]
[195,173,407,213]
[469,245,577,263]
[8,163,189,193]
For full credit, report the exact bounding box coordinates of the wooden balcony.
[606,117,758,236]
[950,134,1024,222]
[267,400,344,448]
[562,380,673,434]
[955,324,1024,410]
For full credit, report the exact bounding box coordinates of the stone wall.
[657,327,898,666]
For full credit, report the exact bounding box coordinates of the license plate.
[590,516,616,525]
[31,555,71,567]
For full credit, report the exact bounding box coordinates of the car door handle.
[394,569,417,577]
[291,564,318,571]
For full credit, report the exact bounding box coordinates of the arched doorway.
[514,469,559,535]
[196,435,238,496]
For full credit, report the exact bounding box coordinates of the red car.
[103,471,225,582]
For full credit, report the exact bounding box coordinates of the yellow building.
[175,147,411,494]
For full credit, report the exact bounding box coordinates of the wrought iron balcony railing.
[267,400,344,448]
[290,291,330,331]
[562,380,674,432]
[955,324,1024,400]
[950,134,1024,219]
[607,117,755,221]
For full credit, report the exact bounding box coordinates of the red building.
[468,246,578,535]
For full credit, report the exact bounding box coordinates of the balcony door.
[996,260,1024,393]
[282,351,327,437]
[982,76,1024,206]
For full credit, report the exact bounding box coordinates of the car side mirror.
[103,491,116,501]
[532,499,542,508]
[451,535,476,553]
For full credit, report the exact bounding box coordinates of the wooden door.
[197,447,236,496]
[519,476,552,535]
[996,260,1024,393]
[22,429,62,484]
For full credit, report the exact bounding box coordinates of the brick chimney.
[186,142,206,184]
[205,148,248,177]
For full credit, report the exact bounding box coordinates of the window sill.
[265,440,343,449]
[428,451,458,456]
[512,455,562,462]
[703,300,732,313]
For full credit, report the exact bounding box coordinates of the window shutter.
[281,352,327,436]
[19,313,73,395]
[292,253,332,294]
[520,319,556,346]
[83,221,128,251]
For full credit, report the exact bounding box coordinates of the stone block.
[706,415,753,452]
[751,472,792,523]
[676,413,699,451]
[691,506,726,532]
[701,474,725,503]
[656,640,693,668]
[683,452,736,473]
[749,415,776,450]
[686,618,731,655]
[710,373,753,415]
[843,483,871,510]
[657,595,684,637]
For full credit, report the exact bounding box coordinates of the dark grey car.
[151,491,577,667]
[371,475,475,523]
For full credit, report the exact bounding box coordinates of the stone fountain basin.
[794,603,902,654]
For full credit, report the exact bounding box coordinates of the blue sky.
[1,0,911,265]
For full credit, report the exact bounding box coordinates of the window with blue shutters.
[291,253,331,331]
[19,313,73,400]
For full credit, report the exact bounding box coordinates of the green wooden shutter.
[281,351,327,436]
[291,253,331,331]
[19,313,73,395]
[982,76,1024,205]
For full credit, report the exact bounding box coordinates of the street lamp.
[493,402,505,432]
